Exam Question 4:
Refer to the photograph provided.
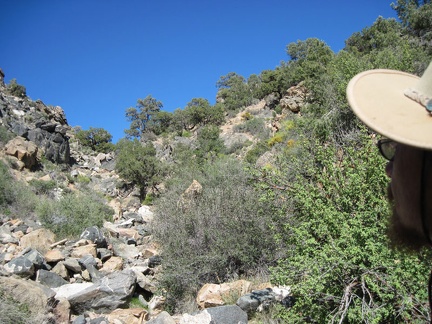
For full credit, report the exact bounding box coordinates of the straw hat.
[347,62,432,149]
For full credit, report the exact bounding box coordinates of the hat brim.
[347,69,432,150]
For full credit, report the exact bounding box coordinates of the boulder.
[236,285,292,313]
[78,254,101,281]
[71,243,97,258]
[196,280,252,309]
[45,249,65,263]
[138,205,154,223]
[67,269,137,313]
[80,226,106,248]
[24,248,50,270]
[178,305,248,324]
[27,127,70,164]
[53,282,94,299]
[20,228,56,254]
[4,255,35,277]
[110,237,140,259]
[5,136,39,169]
[106,308,148,324]
[51,261,69,279]
[100,256,123,273]
[36,269,69,288]
[147,311,176,324]
[0,276,56,316]
[280,82,308,113]
[63,258,82,273]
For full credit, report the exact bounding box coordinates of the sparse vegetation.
[0,160,37,217]
[152,157,281,313]
[0,288,32,324]
[6,78,26,98]
[36,189,113,239]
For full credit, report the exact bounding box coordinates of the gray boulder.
[68,269,136,313]
[63,258,82,273]
[205,305,248,324]
[236,288,275,313]
[147,311,176,324]
[24,248,50,270]
[36,269,69,288]
[180,305,248,324]
[80,226,106,248]
[4,255,35,277]
[78,254,101,282]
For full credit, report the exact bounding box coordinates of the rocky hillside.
[0,69,300,323]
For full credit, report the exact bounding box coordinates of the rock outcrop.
[0,74,71,165]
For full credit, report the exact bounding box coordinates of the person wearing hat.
[347,62,432,310]
[347,62,432,251]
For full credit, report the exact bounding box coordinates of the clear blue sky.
[1,1,397,143]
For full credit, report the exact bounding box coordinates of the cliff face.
[0,75,72,166]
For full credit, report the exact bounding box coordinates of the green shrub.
[6,78,26,98]
[0,160,37,217]
[28,179,58,195]
[267,133,283,147]
[268,134,431,322]
[142,193,154,205]
[152,157,280,313]
[233,117,270,140]
[75,127,115,153]
[196,125,225,160]
[181,130,192,137]
[244,141,270,164]
[0,125,13,147]
[36,190,113,239]
[224,140,246,155]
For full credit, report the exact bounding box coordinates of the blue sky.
[1,1,397,143]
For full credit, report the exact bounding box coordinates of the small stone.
[100,256,123,273]
[45,249,65,263]
[63,258,82,273]
[71,244,97,258]
[52,262,69,279]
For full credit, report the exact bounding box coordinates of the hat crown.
[415,62,432,97]
[404,62,432,111]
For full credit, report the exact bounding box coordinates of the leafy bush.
[0,160,37,217]
[0,125,14,147]
[28,179,58,195]
[36,190,113,239]
[152,157,280,312]
[196,124,225,160]
[244,141,270,165]
[233,117,270,140]
[267,133,431,322]
[267,133,284,147]
[75,127,115,153]
[6,78,26,98]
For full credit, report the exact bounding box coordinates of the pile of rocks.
[0,205,165,323]
[0,206,292,323]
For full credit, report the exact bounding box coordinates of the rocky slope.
[0,69,300,323]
